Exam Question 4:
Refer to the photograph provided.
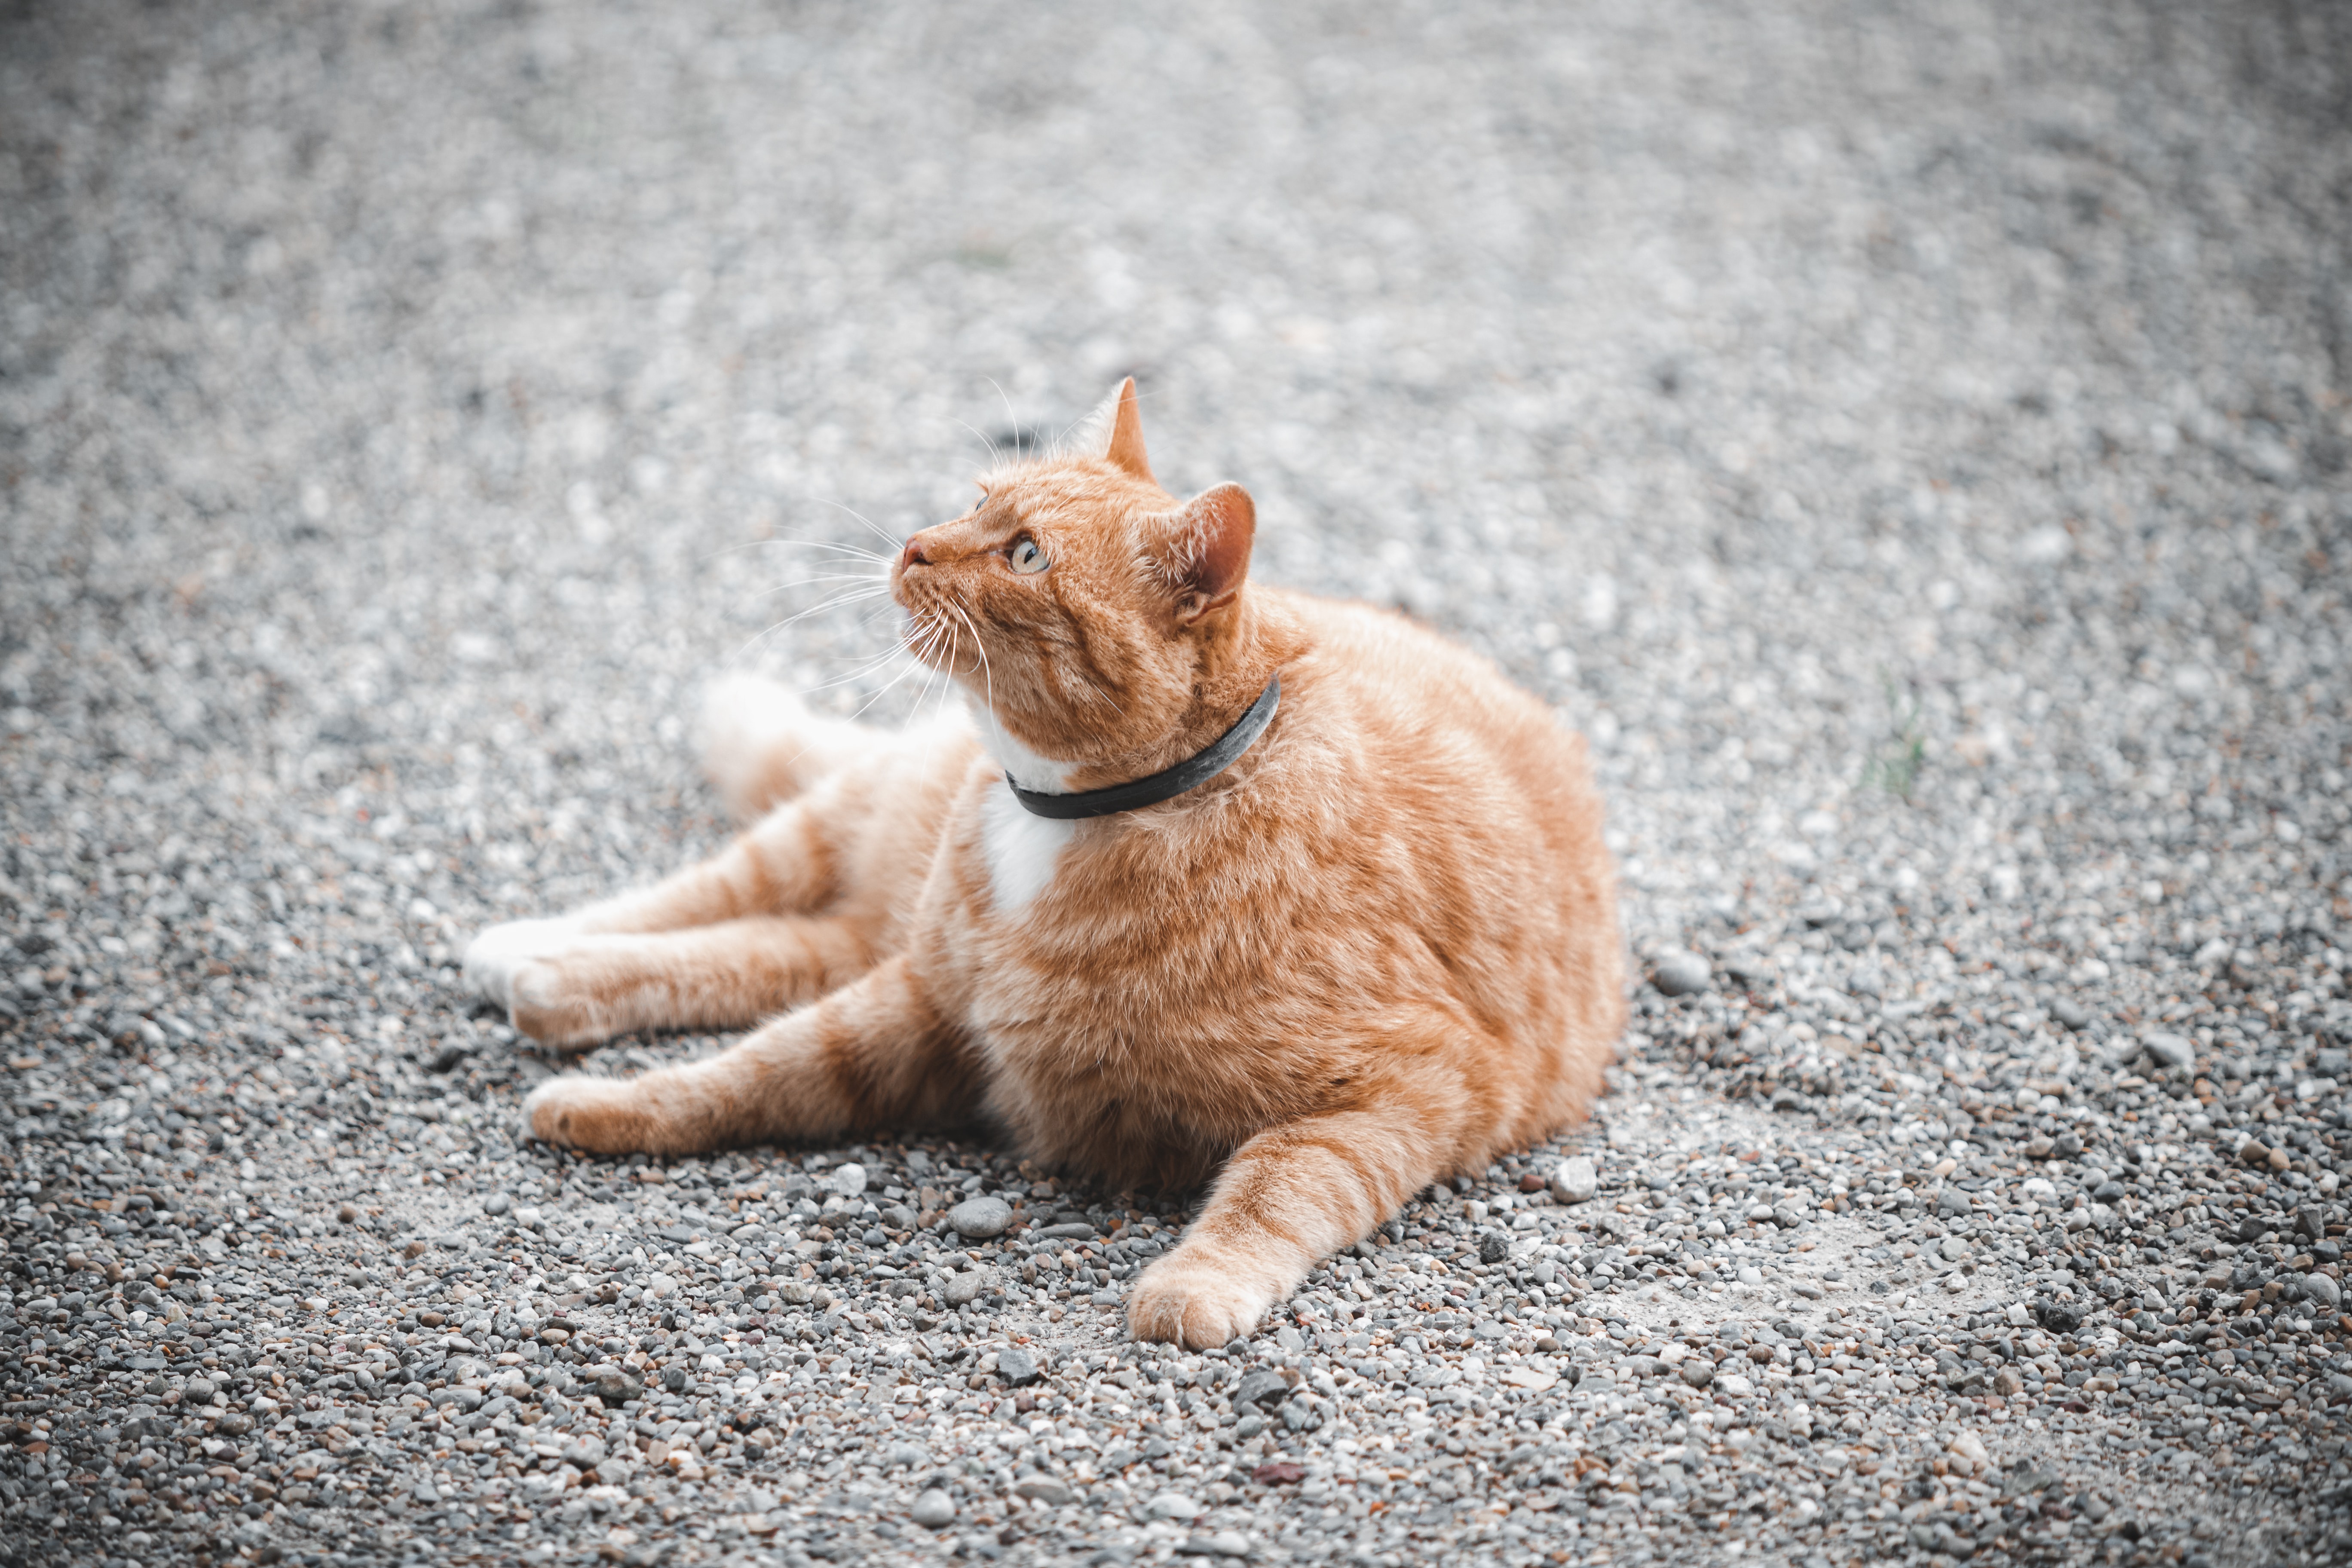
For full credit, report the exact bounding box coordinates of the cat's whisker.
[1063,667,1128,718]
[832,643,950,729]
[950,415,1006,469]
[812,496,909,550]
[752,576,891,605]
[735,606,887,666]
[701,536,895,567]
[766,640,923,696]
[945,600,993,689]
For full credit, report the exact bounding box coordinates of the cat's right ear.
[1154,482,1256,625]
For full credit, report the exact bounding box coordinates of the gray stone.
[911,1488,957,1529]
[943,1269,989,1307]
[1652,950,1712,996]
[586,1367,641,1406]
[1679,1359,1715,1388]
[1549,1155,1599,1205]
[827,1161,869,1197]
[996,1346,1042,1386]
[949,1196,1013,1240]
[2141,1032,2196,1072]
[2049,996,2091,1030]
[1231,1370,1292,1411]
[1013,1476,1078,1506]
[482,1192,512,1216]
[2305,1273,2342,1312]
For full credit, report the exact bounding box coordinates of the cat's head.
[891,380,1259,773]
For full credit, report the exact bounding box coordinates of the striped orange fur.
[482,382,1626,1347]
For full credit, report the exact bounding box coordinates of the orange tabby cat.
[474,381,1625,1348]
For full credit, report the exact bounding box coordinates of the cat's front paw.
[1127,1251,1278,1349]
[465,917,586,1008]
[523,1074,650,1153]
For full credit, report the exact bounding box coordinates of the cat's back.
[1271,586,1601,841]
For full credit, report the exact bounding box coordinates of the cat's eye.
[1008,537,1048,575]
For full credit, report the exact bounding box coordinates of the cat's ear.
[1154,482,1255,625]
[1076,377,1154,482]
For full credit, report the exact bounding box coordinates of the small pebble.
[1652,950,1712,996]
[1549,1155,1599,1204]
[911,1489,957,1529]
[948,1195,1012,1239]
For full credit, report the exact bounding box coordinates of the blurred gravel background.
[5,3,2352,1567]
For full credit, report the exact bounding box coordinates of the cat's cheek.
[523,1075,639,1152]
[1126,1253,1277,1350]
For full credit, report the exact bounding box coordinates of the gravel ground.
[5,3,2352,1566]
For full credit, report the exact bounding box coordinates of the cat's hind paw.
[1127,1252,1278,1350]
[463,917,585,1009]
[523,1074,648,1153]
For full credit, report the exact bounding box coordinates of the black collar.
[1008,674,1282,821]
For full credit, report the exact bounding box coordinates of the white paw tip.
[462,918,582,1003]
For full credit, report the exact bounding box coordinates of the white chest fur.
[977,784,1075,916]
[970,695,1078,917]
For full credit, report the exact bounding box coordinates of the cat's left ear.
[1077,377,1154,483]
[1154,482,1255,625]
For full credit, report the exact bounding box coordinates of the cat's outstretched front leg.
[521,955,973,1155]
[1127,1078,1470,1349]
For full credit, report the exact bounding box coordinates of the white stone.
[1549,1155,1599,1205]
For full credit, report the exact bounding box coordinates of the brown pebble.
[1519,1172,1547,1194]
[337,1202,358,1223]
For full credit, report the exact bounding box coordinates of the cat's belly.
[983,1043,1237,1191]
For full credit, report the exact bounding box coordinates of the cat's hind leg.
[467,704,977,1049]
[500,915,878,1051]
[521,953,973,1152]
[699,671,880,823]
[465,793,848,1025]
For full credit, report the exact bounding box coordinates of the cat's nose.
[900,538,929,570]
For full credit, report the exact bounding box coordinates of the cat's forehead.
[976,458,1162,523]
